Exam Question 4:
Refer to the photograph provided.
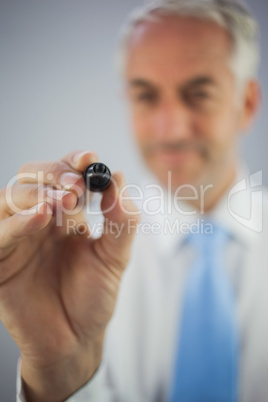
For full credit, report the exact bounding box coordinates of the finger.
[16,151,99,202]
[61,150,100,197]
[0,183,77,218]
[17,151,98,196]
[0,202,53,260]
[1,182,92,240]
[61,150,99,173]
[17,161,85,197]
[93,172,140,274]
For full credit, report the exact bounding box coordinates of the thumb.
[93,172,140,274]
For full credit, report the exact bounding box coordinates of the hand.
[0,150,139,401]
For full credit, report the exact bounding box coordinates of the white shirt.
[17,166,268,402]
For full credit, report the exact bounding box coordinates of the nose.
[152,98,192,142]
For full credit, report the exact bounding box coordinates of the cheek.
[131,112,152,146]
[201,107,240,152]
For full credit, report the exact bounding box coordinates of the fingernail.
[60,173,81,190]
[73,151,98,165]
[20,202,47,216]
[47,189,71,200]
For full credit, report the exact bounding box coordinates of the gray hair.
[116,0,260,95]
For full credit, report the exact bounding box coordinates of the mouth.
[144,141,208,168]
[151,148,202,167]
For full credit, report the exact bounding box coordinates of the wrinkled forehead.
[124,15,233,83]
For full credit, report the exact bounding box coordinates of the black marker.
[84,162,111,192]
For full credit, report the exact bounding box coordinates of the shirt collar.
[139,162,262,255]
[208,163,262,249]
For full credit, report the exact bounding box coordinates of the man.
[0,0,266,401]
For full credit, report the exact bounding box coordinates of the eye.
[190,91,209,99]
[183,90,212,108]
[135,92,157,103]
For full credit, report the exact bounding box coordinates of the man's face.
[124,15,246,190]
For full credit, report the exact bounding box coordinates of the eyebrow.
[128,79,155,89]
[182,76,217,90]
[127,76,218,90]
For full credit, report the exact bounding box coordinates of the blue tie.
[169,225,239,402]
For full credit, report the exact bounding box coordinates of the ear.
[238,80,262,132]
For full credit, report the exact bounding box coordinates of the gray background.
[0,0,267,400]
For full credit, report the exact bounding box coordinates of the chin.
[150,163,206,191]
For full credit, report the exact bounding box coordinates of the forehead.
[124,15,233,84]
